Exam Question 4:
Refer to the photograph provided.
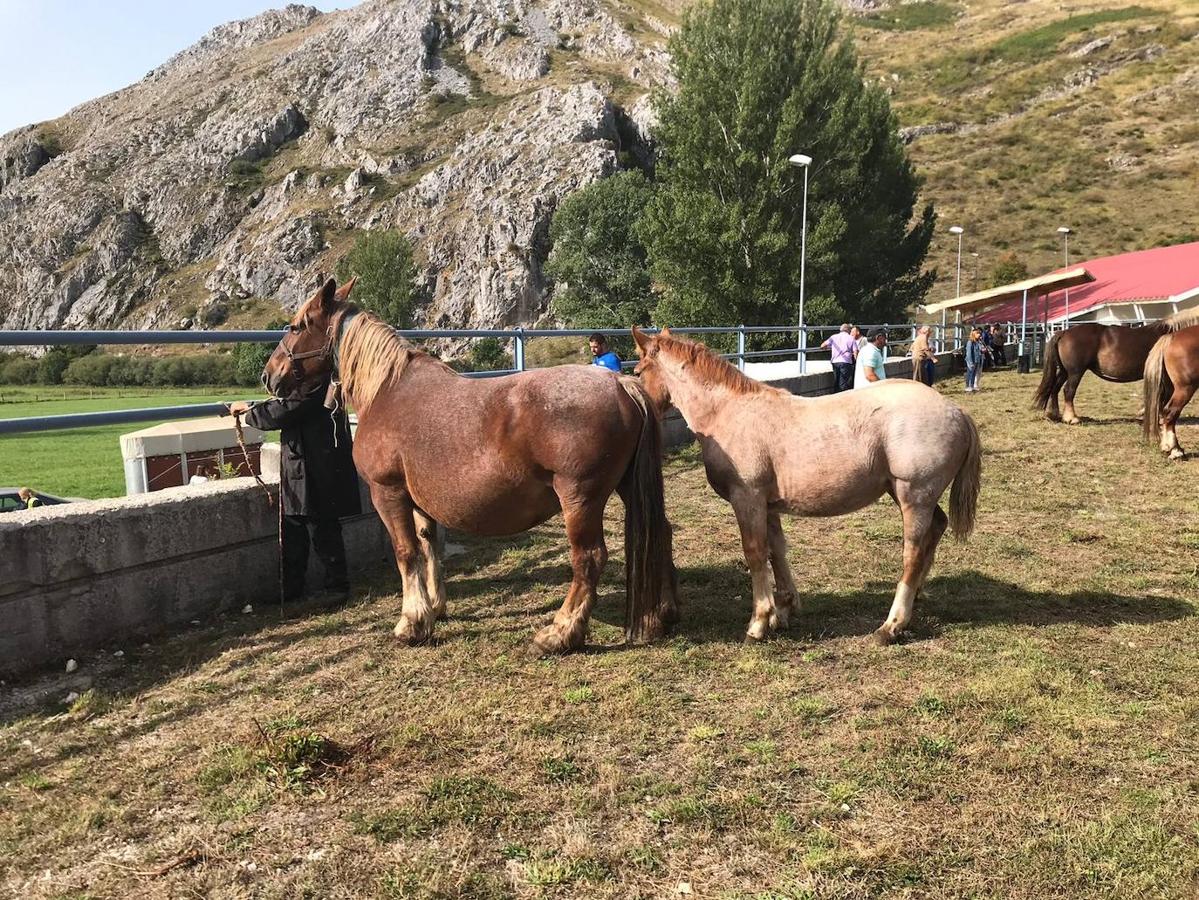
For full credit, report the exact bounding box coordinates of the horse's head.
[632,326,674,410]
[262,276,357,397]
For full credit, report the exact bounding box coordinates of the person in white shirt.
[854,329,888,389]
[189,464,211,486]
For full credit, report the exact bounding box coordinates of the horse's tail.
[617,377,678,644]
[948,411,982,542]
[1142,333,1173,442]
[1032,333,1062,412]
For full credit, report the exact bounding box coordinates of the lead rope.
[233,410,285,612]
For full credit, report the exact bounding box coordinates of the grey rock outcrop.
[0,0,671,333]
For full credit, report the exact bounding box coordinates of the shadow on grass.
[591,567,1196,645]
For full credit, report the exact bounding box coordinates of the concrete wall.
[1,353,959,676]
[0,474,391,677]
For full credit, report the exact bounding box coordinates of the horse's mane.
[338,310,452,411]
[1164,308,1199,332]
[657,334,770,396]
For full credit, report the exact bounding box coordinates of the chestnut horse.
[261,278,677,654]
[1142,324,1199,459]
[632,327,981,645]
[1033,312,1199,423]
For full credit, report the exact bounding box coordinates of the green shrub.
[451,337,514,373]
[0,355,38,384]
[335,230,421,327]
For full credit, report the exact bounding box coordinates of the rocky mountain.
[0,0,668,334]
[2,0,1197,335]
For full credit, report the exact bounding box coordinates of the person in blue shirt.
[589,333,622,373]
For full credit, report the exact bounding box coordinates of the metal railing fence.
[0,321,1047,435]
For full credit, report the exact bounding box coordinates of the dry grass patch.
[3,370,1199,897]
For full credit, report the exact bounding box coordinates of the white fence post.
[514,327,525,372]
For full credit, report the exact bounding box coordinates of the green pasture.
[0,386,266,498]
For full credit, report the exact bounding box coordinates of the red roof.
[981,240,1199,322]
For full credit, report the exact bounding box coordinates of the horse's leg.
[532,494,607,655]
[370,484,436,645]
[873,485,934,646]
[733,493,775,641]
[914,506,949,599]
[413,508,447,621]
[1047,368,1068,421]
[766,512,798,630]
[1061,370,1084,425]
[1160,384,1196,460]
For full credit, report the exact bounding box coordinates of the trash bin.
[1017,353,1031,374]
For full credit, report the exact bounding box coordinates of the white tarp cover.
[120,417,264,461]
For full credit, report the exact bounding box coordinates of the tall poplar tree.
[640,0,936,327]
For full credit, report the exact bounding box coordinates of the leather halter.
[275,306,356,390]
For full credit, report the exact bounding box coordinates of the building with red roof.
[979,240,1199,325]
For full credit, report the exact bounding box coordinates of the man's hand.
[226,401,253,417]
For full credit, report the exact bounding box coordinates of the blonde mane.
[658,334,770,396]
[1164,308,1199,331]
[338,310,451,411]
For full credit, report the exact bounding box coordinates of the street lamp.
[789,153,812,374]
[1057,226,1072,326]
[948,225,964,348]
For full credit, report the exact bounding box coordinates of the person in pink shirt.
[821,323,859,393]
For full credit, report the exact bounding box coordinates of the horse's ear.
[632,326,652,357]
[317,277,337,314]
[659,326,672,337]
[335,275,357,301]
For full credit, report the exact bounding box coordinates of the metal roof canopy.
[922,267,1095,316]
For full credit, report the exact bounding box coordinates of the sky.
[0,1,360,135]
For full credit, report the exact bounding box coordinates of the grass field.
[3,369,1199,898]
[0,386,264,498]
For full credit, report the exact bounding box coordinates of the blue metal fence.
[0,321,1031,435]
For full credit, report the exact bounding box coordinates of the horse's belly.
[772,480,886,518]
[413,474,560,537]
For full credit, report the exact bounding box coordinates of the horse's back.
[824,381,973,483]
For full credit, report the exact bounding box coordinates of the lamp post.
[1057,226,1072,327]
[947,225,964,346]
[789,153,812,374]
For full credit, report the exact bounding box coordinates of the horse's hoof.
[1169,449,1185,461]
[532,625,581,656]
[393,619,432,646]
[870,627,898,647]
[1064,417,1081,426]
[769,609,791,631]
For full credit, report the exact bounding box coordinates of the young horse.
[261,278,677,654]
[632,328,981,645]
[1142,324,1199,459]
[1033,311,1199,424]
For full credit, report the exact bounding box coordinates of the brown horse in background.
[1033,312,1199,423]
[632,327,981,646]
[260,278,677,654]
[1142,324,1199,459]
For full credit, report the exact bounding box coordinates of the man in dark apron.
[228,378,360,604]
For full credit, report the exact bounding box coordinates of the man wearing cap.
[854,329,889,389]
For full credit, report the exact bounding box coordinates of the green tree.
[335,230,420,326]
[546,171,655,327]
[639,0,936,327]
[38,344,96,384]
[988,252,1029,288]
